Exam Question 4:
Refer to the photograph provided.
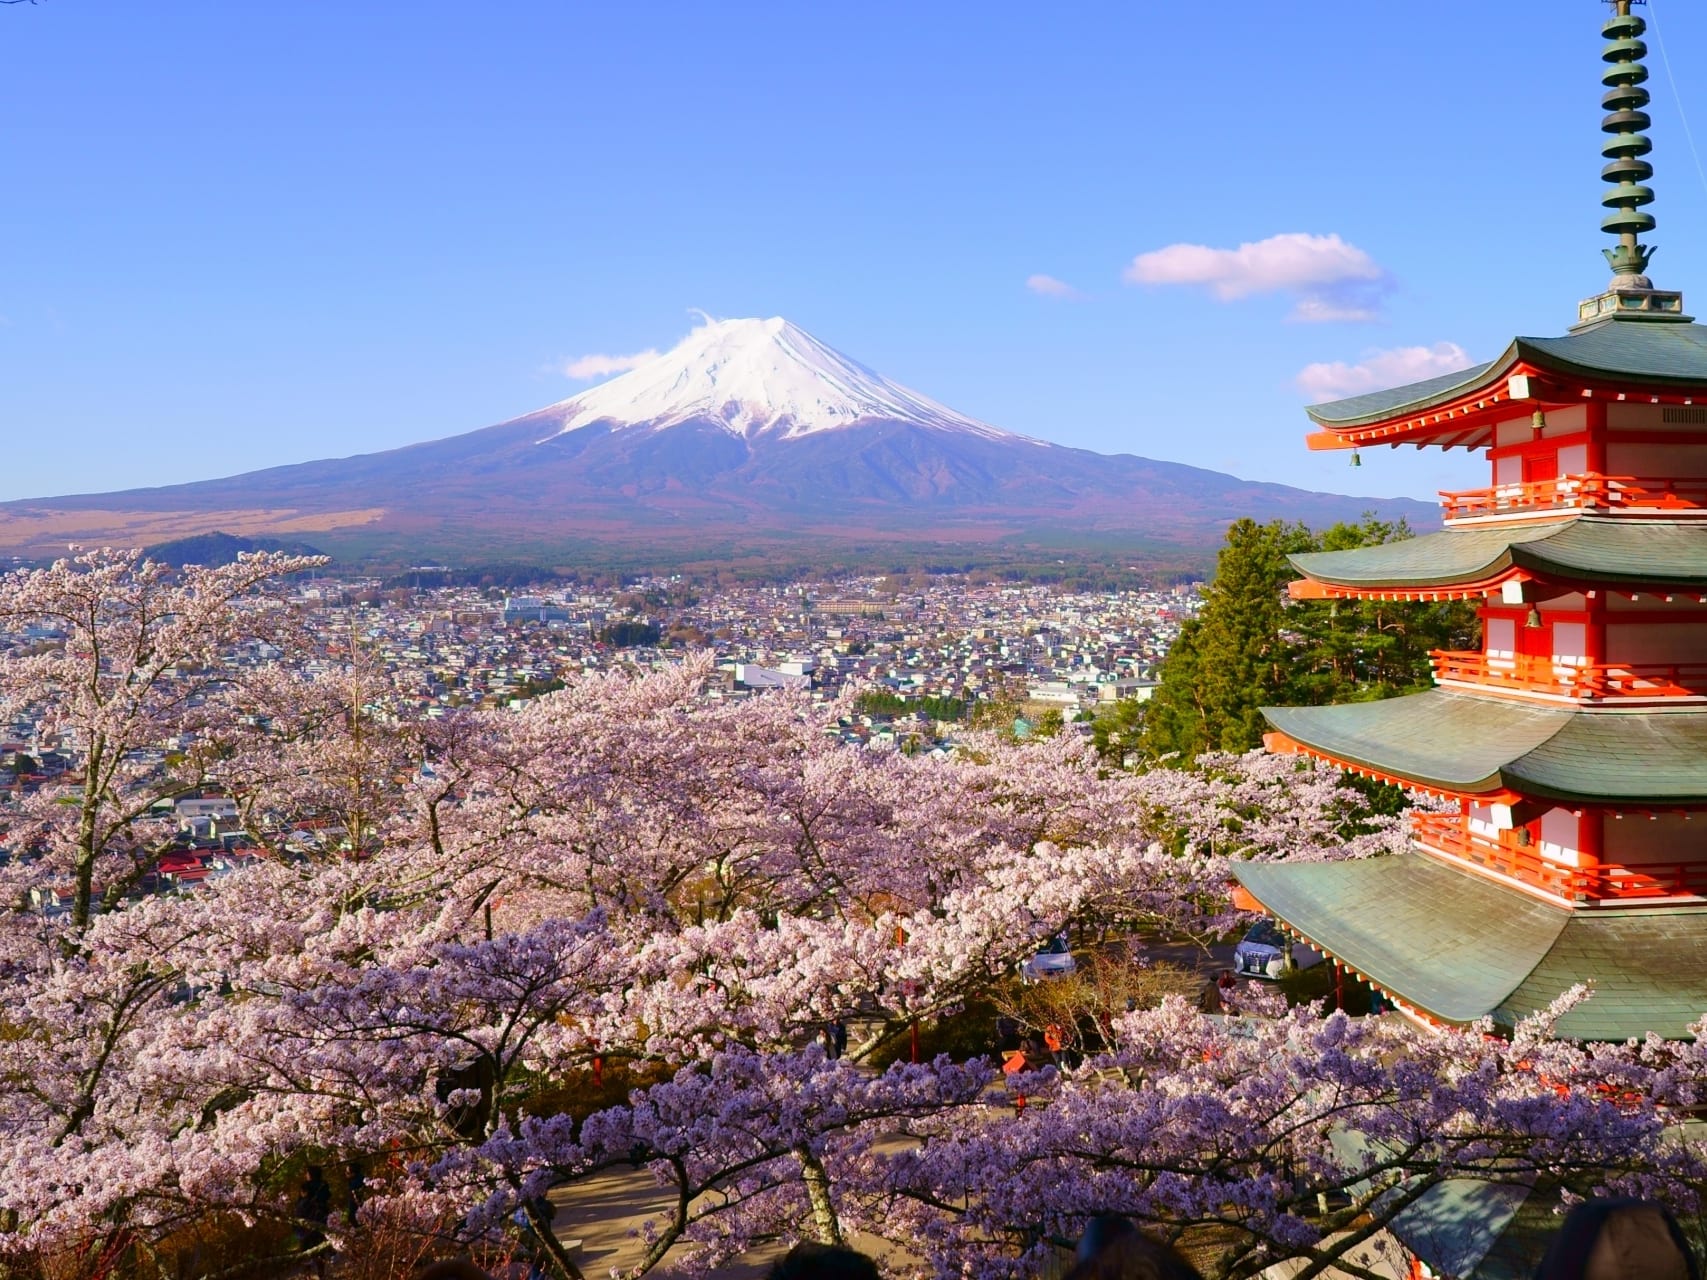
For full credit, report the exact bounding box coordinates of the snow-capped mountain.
[0,317,1435,563]
[541,316,1027,442]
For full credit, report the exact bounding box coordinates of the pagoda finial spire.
[1574,0,1689,327]
[1600,0,1657,283]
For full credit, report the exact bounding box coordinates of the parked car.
[1233,919,1291,980]
[1019,932,1077,982]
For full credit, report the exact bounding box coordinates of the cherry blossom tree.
[865,990,1706,1280]
[0,560,1697,1280]
[0,546,322,926]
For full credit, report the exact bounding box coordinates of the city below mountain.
[0,317,1434,568]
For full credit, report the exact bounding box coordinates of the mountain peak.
[538,316,1029,443]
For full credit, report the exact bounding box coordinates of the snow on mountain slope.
[539,316,1035,443]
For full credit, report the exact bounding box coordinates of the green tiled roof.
[1289,518,1707,591]
[1262,690,1707,803]
[1307,322,1707,427]
[1306,361,1498,426]
[1233,854,1707,1039]
[1235,855,1565,1022]
[1390,1180,1553,1280]
[1497,906,1707,1040]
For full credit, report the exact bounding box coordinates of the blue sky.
[6,1,1707,503]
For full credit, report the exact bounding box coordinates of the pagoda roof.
[1233,853,1707,1039]
[1262,689,1707,803]
[1308,322,1707,429]
[1288,518,1707,593]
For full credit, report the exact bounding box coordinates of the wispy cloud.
[1025,273,1081,299]
[1295,342,1471,402]
[1290,296,1381,324]
[1124,232,1389,322]
[559,349,660,380]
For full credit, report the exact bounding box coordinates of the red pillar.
[1584,399,1608,475]
[1576,809,1604,900]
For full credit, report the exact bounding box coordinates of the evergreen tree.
[1140,515,1478,762]
[1091,693,1148,766]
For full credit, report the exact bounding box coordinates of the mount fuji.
[0,317,1434,564]
[546,316,1021,443]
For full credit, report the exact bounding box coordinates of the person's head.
[1065,1217,1202,1280]
[1077,1214,1138,1263]
[767,1242,882,1280]
[414,1262,493,1280]
[1534,1198,1699,1280]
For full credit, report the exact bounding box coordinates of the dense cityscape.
[1,575,1196,902]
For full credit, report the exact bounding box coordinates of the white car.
[1019,933,1077,982]
[1233,919,1291,980]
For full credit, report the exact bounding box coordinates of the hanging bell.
[1350,450,1363,468]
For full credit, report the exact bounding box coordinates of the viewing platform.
[1429,649,1707,703]
[1440,473,1707,524]
[1411,811,1707,905]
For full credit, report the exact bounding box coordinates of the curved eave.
[1264,728,1517,804]
[1262,693,1559,799]
[1306,324,1707,449]
[1307,352,1511,431]
[1289,575,1519,603]
[1263,690,1707,806]
[1287,520,1707,594]
[1234,855,1707,1039]
[1233,855,1567,1026]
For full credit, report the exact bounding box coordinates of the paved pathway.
[544,932,1322,1277]
[551,1169,778,1279]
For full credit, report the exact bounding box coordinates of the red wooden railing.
[1429,650,1707,700]
[1411,813,1707,902]
[1440,473,1707,521]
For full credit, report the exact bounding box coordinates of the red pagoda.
[1233,0,1707,1041]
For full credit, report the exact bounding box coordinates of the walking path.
[543,932,1321,1278]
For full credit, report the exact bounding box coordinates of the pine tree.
[1140,516,1478,762]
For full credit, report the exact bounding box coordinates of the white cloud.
[1124,232,1389,321]
[559,349,660,380]
[1290,296,1381,324]
[1295,342,1471,402]
[1025,273,1081,299]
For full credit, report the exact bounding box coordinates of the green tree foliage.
[1091,695,1147,766]
[595,619,662,647]
[1140,515,1478,761]
[853,690,968,722]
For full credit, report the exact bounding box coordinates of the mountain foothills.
[0,318,1433,567]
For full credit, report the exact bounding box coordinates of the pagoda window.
[1493,455,1523,487]
[1468,802,1502,840]
[1603,441,1707,480]
[1611,402,1707,431]
[1538,808,1583,865]
[1558,442,1588,476]
[1485,616,1517,660]
[1552,621,1588,666]
[1604,813,1700,868]
[1606,619,1707,665]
